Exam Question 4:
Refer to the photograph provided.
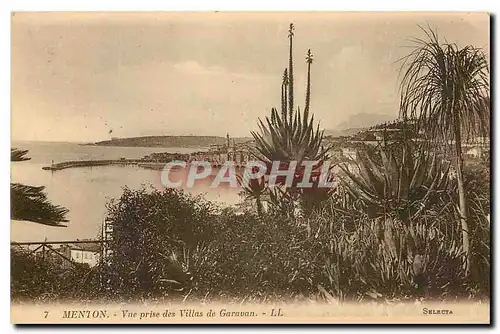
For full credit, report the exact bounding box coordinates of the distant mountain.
[92,136,253,148]
[337,113,396,131]
[325,113,397,138]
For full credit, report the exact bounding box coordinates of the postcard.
[10,12,490,324]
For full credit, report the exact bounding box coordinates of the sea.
[10,141,242,242]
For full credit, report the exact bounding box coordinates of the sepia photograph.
[10,12,490,324]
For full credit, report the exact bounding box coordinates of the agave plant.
[339,141,452,222]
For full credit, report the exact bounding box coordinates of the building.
[341,147,357,161]
[35,241,101,268]
[189,134,253,166]
[466,146,486,159]
[464,136,490,159]
[327,146,343,160]
[471,136,490,145]
[60,243,100,267]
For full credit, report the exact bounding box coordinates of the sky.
[11,12,489,142]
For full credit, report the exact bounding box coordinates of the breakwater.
[42,159,249,171]
[42,159,145,171]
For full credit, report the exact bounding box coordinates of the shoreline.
[41,159,146,171]
[42,159,249,171]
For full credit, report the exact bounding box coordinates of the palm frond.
[11,148,31,162]
[398,27,490,145]
[11,183,69,226]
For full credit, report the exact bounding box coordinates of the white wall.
[70,249,100,267]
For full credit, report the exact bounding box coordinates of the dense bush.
[11,183,489,304]
[462,160,491,295]
[304,213,488,301]
[11,248,90,303]
[98,187,218,300]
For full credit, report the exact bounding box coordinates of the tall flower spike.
[281,68,289,121]
[287,23,295,124]
[305,49,314,116]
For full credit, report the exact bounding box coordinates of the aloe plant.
[251,24,328,166]
[252,107,327,165]
[339,141,452,222]
[250,24,331,215]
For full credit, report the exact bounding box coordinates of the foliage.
[11,148,69,226]
[251,24,327,166]
[99,187,217,300]
[398,27,490,143]
[249,23,332,216]
[398,26,490,274]
[11,148,31,162]
[11,183,69,226]
[11,183,489,303]
[10,25,490,305]
[463,160,490,216]
[237,172,267,216]
[339,141,452,221]
[304,212,488,301]
[11,247,90,302]
[252,108,327,165]
[459,161,490,284]
[188,210,315,301]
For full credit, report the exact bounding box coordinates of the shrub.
[11,184,489,303]
[100,187,218,300]
[11,247,90,303]
[303,212,481,302]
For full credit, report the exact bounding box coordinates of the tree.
[398,27,490,274]
[11,148,69,226]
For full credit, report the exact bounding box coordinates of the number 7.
[43,311,49,318]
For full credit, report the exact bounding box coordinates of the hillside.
[324,113,398,138]
[324,127,367,138]
[336,112,396,130]
[92,136,253,148]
